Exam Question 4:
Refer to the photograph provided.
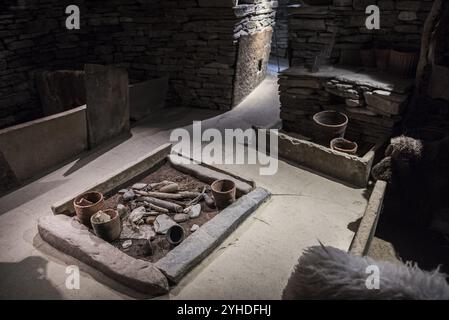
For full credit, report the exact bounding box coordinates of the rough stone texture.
[0,0,277,128]
[85,64,130,148]
[350,180,387,256]
[37,214,169,296]
[275,131,375,187]
[364,91,405,115]
[0,105,88,181]
[155,187,271,283]
[288,1,433,68]
[154,214,177,235]
[35,70,86,117]
[234,28,273,105]
[271,0,290,58]
[279,66,413,145]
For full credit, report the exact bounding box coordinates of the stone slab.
[350,180,387,256]
[168,154,254,196]
[0,105,88,182]
[155,187,271,283]
[51,143,171,215]
[129,76,169,121]
[38,214,169,296]
[35,70,86,117]
[275,131,376,188]
[280,66,414,93]
[85,64,130,148]
[364,91,404,115]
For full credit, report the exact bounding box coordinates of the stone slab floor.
[0,73,369,299]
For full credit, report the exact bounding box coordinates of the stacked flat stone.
[288,0,433,69]
[271,0,290,58]
[0,0,277,129]
[279,66,414,144]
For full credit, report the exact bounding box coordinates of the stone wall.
[288,0,434,68]
[279,67,414,145]
[0,0,276,129]
[271,0,289,58]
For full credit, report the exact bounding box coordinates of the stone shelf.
[279,66,415,145]
[281,66,414,94]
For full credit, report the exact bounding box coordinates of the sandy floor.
[0,72,369,300]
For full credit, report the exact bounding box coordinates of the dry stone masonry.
[279,0,434,146]
[279,66,414,144]
[0,0,277,129]
[288,0,433,68]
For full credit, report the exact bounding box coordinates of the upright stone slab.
[35,70,86,117]
[85,64,130,148]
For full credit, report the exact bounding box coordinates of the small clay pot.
[330,138,358,155]
[166,224,185,246]
[211,179,236,210]
[73,191,105,228]
[312,111,349,146]
[90,209,122,242]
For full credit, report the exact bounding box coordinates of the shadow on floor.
[134,107,224,132]
[33,234,151,299]
[0,256,62,300]
[63,131,132,177]
[0,179,67,216]
[375,190,449,275]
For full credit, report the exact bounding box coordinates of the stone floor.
[0,72,369,299]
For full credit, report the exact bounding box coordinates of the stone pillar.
[84,64,130,149]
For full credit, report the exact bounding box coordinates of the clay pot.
[375,48,391,71]
[360,49,376,68]
[211,179,236,210]
[389,49,419,78]
[166,224,185,246]
[330,138,358,155]
[73,191,105,228]
[312,111,348,146]
[90,209,122,242]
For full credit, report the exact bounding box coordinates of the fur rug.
[282,245,449,300]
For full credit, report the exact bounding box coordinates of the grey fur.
[282,246,449,300]
[387,135,424,160]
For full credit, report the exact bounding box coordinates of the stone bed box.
[272,131,378,188]
[39,144,271,296]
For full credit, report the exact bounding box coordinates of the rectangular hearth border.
[40,144,271,296]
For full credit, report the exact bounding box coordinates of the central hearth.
[37,145,270,296]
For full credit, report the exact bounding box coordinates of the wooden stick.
[148,203,169,214]
[187,186,206,206]
[135,190,200,200]
[149,180,173,189]
[142,197,183,213]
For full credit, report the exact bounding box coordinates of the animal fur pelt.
[371,134,449,233]
[282,245,449,300]
[372,135,424,182]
